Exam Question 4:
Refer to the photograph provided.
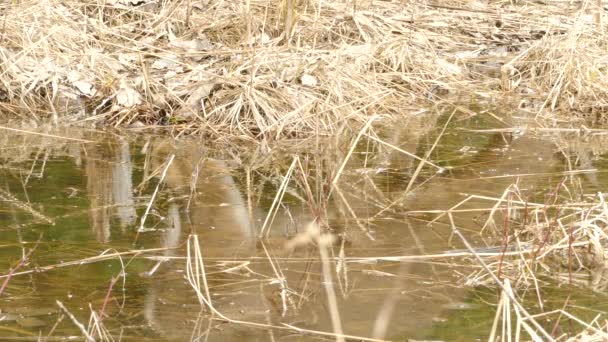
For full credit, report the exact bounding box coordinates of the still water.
[1,113,608,341]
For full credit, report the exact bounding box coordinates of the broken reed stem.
[372,108,455,219]
[185,233,383,341]
[403,107,455,195]
[330,115,378,195]
[284,0,294,43]
[99,273,122,319]
[0,247,173,279]
[186,0,192,27]
[138,154,175,233]
[488,286,506,342]
[0,187,55,224]
[0,236,41,296]
[427,193,541,227]
[502,280,513,342]
[259,241,290,316]
[87,306,112,342]
[186,234,213,307]
[364,133,444,171]
[258,155,298,238]
[56,300,95,342]
[595,0,602,31]
[447,213,554,341]
[317,230,345,342]
[0,126,95,143]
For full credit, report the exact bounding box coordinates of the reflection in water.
[84,141,114,243]
[112,139,136,229]
[405,132,560,233]
[141,140,260,340]
[84,138,137,242]
[143,202,182,336]
[147,139,256,246]
[2,118,608,340]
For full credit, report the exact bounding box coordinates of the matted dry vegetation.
[1,0,607,137]
[443,180,608,340]
[4,1,608,340]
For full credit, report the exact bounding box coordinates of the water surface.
[1,114,608,341]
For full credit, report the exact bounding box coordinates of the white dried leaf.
[453,50,479,59]
[118,53,138,67]
[458,146,472,153]
[258,33,271,45]
[437,59,461,75]
[164,70,178,79]
[486,46,508,58]
[169,38,213,52]
[175,81,217,118]
[470,0,487,10]
[301,74,318,87]
[362,270,396,277]
[164,78,184,92]
[51,77,58,99]
[136,36,156,48]
[116,86,142,107]
[58,85,79,100]
[185,64,211,82]
[151,56,179,70]
[193,0,210,10]
[342,43,373,57]
[187,83,216,107]
[129,120,146,128]
[72,81,96,96]
[131,76,146,89]
[67,70,81,83]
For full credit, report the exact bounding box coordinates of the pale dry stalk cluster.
[0,0,606,137]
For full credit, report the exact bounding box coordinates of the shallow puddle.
[1,114,608,341]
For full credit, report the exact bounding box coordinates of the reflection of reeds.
[137,153,174,233]
[56,300,95,342]
[417,174,608,340]
[112,140,136,229]
[288,222,345,342]
[0,187,54,224]
[86,305,113,342]
[7,118,608,342]
[185,233,381,341]
[56,299,115,342]
[85,142,115,243]
[84,138,138,241]
[448,212,553,341]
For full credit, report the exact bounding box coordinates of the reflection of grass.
[420,293,493,342]
[413,284,608,341]
[5,119,608,342]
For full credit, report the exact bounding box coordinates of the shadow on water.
[1,113,608,340]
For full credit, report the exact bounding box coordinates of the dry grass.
[1,0,606,138]
[432,182,608,282]
[413,175,608,340]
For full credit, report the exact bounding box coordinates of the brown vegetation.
[1,0,606,137]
